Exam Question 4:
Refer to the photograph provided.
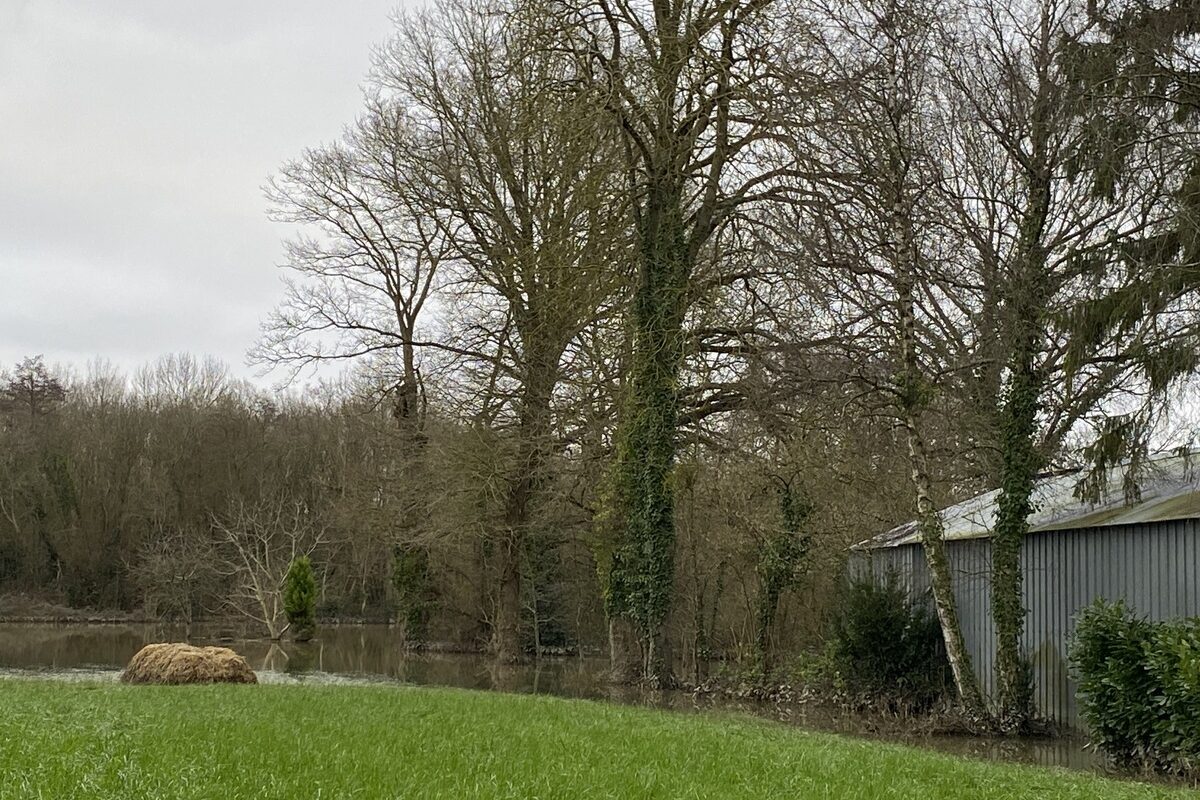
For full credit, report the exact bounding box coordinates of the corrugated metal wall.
[851,519,1200,728]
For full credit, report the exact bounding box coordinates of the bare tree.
[133,353,234,410]
[129,523,219,625]
[213,495,326,639]
[259,107,446,433]
[374,0,629,662]
[1,355,67,418]
[943,0,1200,729]
[785,0,991,712]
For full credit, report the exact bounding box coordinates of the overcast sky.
[0,0,405,383]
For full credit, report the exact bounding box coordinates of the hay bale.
[120,642,257,685]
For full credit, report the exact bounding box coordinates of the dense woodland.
[3,0,1200,731]
[0,354,914,667]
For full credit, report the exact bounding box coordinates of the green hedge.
[1070,600,1200,774]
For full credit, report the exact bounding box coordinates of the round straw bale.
[120,642,257,685]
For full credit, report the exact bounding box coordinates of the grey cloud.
[0,0,404,380]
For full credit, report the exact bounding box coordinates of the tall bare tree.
[374,0,629,661]
[791,0,990,713]
[259,107,445,435]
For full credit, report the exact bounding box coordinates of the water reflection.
[0,622,1132,780]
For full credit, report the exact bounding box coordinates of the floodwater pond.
[0,621,1127,780]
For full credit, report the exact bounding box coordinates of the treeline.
[0,353,917,669]
[8,0,1200,730]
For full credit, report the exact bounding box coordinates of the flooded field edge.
[0,621,1172,785]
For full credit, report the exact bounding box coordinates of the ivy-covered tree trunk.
[608,177,690,687]
[388,331,435,643]
[991,345,1040,731]
[753,482,811,676]
[491,341,562,664]
[591,0,778,687]
[991,159,1051,731]
[392,545,431,644]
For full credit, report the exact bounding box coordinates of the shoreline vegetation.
[0,679,1188,799]
[0,609,1003,729]
[0,606,1065,743]
[0,595,146,626]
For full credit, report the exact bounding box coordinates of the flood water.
[0,621,1138,781]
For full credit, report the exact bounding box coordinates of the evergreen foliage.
[831,573,950,710]
[1071,600,1200,775]
[282,555,318,642]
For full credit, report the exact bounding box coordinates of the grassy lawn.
[0,680,1184,799]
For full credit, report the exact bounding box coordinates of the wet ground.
[0,621,1133,780]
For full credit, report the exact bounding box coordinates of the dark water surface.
[0,621,1145,782]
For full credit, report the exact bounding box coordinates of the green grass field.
[0,680,1184,799]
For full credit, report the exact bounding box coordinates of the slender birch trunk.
[902,407,988,715]
[879,0,987,718]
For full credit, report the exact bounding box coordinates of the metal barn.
[851,455,1200,729]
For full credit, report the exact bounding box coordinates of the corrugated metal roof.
[855,453,1200,550]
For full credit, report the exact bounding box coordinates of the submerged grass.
[0,679,1185,799]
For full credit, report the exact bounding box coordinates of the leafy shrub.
[283,556,318,642]
[785,642,847,697]
[830,572,949,710]
[1070,599,1200,774]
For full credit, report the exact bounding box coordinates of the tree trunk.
[492,531,523,664]
[489,340,561,664]
[644,620,674,689]
[608,178,690,685]
[991,348,1039,731]
[393,338,422,431]
[754,586,780,677]
[491,438,534,664]
[608,616,641,684]
[904,419,987,717]
[891,137,988,717]
[991,162,1051,732]
[392,332,433,645]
